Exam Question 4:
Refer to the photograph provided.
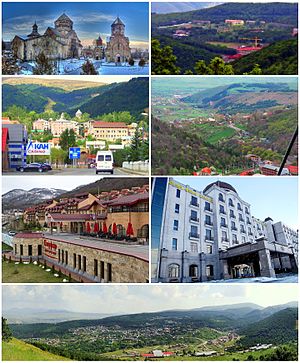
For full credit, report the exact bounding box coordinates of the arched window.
[229,198,234,207]
[219,193,224,202]
[189,265,198,277]
[116,224,125,236]
[168,264,180,278]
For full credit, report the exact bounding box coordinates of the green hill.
[152,2,298,26]
[2,337,70,361]
[238,308,298,348]
[233,38,298,75]
[2,78,149,120]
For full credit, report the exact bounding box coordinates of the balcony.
[231,227,237,231]
[205,236,214,242]
[229,203,235,208]
[238,207,242,212]
[204,207,213,213]
[205,221,213,226]
[220,224,228,228]
[230,214,236,219]
[189,216,199,223]
[219,198,225,203]
[189,232,200,239]
[219,210,226,215]
[221,238,229,243]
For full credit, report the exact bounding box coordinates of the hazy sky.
[2,2,149,47]
[176,176,298,230]
[3,285,297,314]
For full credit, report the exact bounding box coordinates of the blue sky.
[176,176,298,230]
[2,2,149,46]
[2,285,297,315]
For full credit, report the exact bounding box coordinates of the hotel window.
[191,242,198,253]
[207,245,213,254]
[240,225,245,233]
[175,203,180,213]
[206,265,214,277]
[239,213,244,222]
[173,220,179,231]
[248,228,252,235]
[191,210,198,221]
[176,189,181,198]
[205,229,212,241]
[73,253,76,268]
[237,203,242,211]
[242,236,246,243]
[229,198,234,207]
[189,265,198,278]
[205,201,211,211]
[221,217,226,227]
[245,207,249,214]
[205,215,211,225]
[246,217,251,224]
[100,261,105,279]
[78,255,82,270]
[222,231,228,242]
[28,245,32,256]
[219,205,225,214]
[168,264,180,278]
[230,209,235,218]
[94,259,98,276]
[231,221,236,230]
[107,263,112,282]
[191,196,198,207]
[190,225,199,238]
[172,238,178,251]
[233,234,238,243]
[219,193,224,202]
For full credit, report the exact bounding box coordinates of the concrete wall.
[122,161,149,172]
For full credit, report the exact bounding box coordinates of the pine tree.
[151,39,180,75]
[33,52,54,75]
[2,317,12,342]
[81,60,98,75]
[59,129,77,152]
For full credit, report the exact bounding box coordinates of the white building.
[151,178,298,282]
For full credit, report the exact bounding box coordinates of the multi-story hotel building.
[152,178,298,282]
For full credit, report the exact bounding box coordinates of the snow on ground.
[210,274,298,283]
[18,58,149,75]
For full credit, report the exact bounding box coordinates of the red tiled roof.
[47,213,94,222]
[107,191,149,207]
[2,128,9,151]
[15,233,44,239]
[93,121,127,128]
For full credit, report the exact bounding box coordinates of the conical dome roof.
[112,17,124,26]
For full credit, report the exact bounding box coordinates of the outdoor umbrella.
[86,222,91,233]
[126,222,134,236]
[103,222,108,233]
[94,222,99,233]
[112,222,117,235]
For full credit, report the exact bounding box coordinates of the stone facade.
[12,13,82,61]
[106,17,131,63]
[152,178,298,282]
[12,234,148,283]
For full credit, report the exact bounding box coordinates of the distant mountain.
[233,38,298,75]
[3,77,107,91]
[10,302,296,339]
[2,77,149,120]
[238,308,298,348]
[76,77,149,119]
[60,177,149,198]
[152,2,221,14]
[152,2,298,26]
[4,308,114,324]
[182,82,297,113]
[2,188,66,212]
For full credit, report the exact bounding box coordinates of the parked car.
[16,163,51,173]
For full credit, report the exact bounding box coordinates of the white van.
[96,151,114,174]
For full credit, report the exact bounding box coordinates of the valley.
[7,303,298,361]
[151,78,298,175]
[151,2,298,75]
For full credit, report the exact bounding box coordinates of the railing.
[205,237,214,242]
[205,221,213,226]
[189,216,199,222]
[220,224,228,228]
[204,207,213,212]
[189,232,200,239]
[190,201,199,207]
[231,227,237,231]
[219,210,226,215]
[221,238,229,242]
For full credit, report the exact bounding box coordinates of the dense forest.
[2,78,149,120]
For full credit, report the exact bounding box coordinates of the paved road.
[45,233,149,261]
[4,167,148,176]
